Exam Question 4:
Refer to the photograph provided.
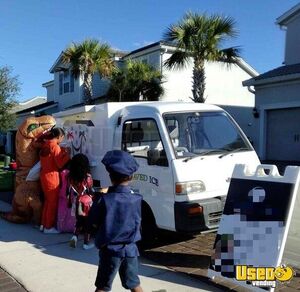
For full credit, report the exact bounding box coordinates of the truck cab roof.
[54,102,223,120]
[116,102,222,116]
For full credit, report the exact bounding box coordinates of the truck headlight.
[175,181,206,196]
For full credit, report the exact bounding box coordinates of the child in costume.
[40,127,70,234]
[68,153,95,250]
[89,150,143,292]
[57,168,76,233]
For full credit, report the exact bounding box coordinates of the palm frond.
[164,50,190,70]
[62,43,81,78]
[161,12,240,102]
[210,15,238,39]
[218,46,241,64]
[61,38,114,104]
[163,13,197,51]
[163,24,179,43]
[107,60,164,102]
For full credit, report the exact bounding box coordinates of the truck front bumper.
[174,197,226,233]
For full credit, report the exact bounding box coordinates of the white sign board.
[208,164,299,291]
[62,124,97,166]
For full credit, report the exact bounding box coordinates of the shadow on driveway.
[142,250,211,270]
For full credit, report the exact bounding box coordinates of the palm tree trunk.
[192,59,206,103]
[83,73,93,105]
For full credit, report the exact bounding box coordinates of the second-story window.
[63,71,70,93]
[59,74,63,95]
[59,69,75,95]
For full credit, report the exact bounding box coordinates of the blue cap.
[102,150,139,176]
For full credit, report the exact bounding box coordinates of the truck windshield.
[163,111,252,158]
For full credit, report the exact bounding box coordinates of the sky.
[1,0,299,102]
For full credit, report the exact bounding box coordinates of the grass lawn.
[0,161,15,191]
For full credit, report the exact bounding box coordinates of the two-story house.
[123,41,257,106]
[243,3,300,162]
[43,52,124,111]
[8,41,259,154]
[43,42,258,110]
[40,41,258,142]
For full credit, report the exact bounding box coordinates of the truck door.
[121,118,175,231]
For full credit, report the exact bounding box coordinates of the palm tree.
[163,12,240,103]
[62,39,115,104]
[108,60,164,102]
[108,66,128,102]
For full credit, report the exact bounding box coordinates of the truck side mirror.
[147,149,160,165]
[147,149,168,167]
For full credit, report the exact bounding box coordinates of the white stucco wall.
[284,14,300,65]
[161,52,193,102]
[123,47,255,107]
[161,52,255,107]
[205,62,255,107]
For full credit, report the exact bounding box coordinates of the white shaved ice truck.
[54,102,260,234]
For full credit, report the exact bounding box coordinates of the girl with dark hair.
[48,127,65,140]
[40,127,70,233]
[68,153,95,250]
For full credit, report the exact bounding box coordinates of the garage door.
[266,108,300,161]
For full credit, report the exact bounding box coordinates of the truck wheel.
[141,202,157,246]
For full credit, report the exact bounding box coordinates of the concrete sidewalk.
[0,201,220,292]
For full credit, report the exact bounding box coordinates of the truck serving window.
[122,119,168,166]
[163,111,252,158]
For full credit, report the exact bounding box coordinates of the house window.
[149,53,159,68]
[63,70,69,93]
[59,69,75,95]
[59,74,63,95]
[64,82,70,93]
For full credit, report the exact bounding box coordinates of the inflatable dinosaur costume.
[0,116,56,224]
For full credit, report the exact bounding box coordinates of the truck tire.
[141,201,157,246]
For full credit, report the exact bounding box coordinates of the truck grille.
[208,211,223,225]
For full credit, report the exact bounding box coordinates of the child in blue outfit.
[89,150,143,292]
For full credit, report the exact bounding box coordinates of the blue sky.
[1,0,299,101]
